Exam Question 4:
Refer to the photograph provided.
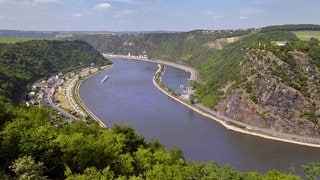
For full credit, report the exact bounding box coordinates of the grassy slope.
[0,37,39,43]
[294,31,320,41]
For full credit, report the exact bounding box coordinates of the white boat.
[101,75,109,83]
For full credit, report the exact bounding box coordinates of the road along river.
[79,57,320,176]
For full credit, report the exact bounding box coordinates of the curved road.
[47,87,77,120]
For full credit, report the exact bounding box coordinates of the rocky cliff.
[215,43,320,137]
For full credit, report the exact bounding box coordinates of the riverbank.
[105,54,320,148]
[55,65,111,128]
[74,72,109,128]
[104,54,199,81]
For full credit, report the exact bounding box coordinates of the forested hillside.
[196,30,320,137]
[261,24,320,32]
[73,24,320,137]
[0,39,110,103]
[73,29,252,67]
[0,37,305,179]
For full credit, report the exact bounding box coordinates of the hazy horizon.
[1,0,319,32]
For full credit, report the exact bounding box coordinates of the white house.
[274,41,287,46]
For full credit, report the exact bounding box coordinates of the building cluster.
[103,53,148,60]
[274,41,288,46]
[26,63,105,124]
[27,73,65,106]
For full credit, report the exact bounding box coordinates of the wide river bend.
[79,58,320,176]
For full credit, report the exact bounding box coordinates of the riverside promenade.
[105,54,320,148]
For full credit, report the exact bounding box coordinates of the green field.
[294,31,320,41]
[0,37,38,43]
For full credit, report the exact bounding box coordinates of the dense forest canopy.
[73,29,252,67]
[0,105,304,179]
[261,24,320,32]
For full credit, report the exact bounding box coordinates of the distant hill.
[71,25,320,137]
[0,30,58,38]
[0,39,111,103]
[73,29,252,67]
[261,24,320,32]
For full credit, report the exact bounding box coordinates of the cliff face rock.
[216,47,320,137]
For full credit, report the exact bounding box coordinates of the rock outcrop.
[216,47,320,137]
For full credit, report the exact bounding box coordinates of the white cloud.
[73,13,83,17]
[94,3,111,11]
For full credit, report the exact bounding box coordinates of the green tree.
[0,101,14,128]
[189,93,195,104]
[303,163,320,180]
[112,125,146,153]
[65,166,115,180]
[10,156,47,180]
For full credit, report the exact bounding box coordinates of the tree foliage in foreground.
[0,104,312,179]
[10,155,47,180]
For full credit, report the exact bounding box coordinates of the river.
[79,58,320,176]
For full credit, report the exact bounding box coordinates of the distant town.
[27,63,105,123]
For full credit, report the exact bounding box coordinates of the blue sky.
[0,0,319,31]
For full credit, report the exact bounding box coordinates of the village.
[27,63,105,122]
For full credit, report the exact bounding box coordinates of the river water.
[79,58,320,176]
